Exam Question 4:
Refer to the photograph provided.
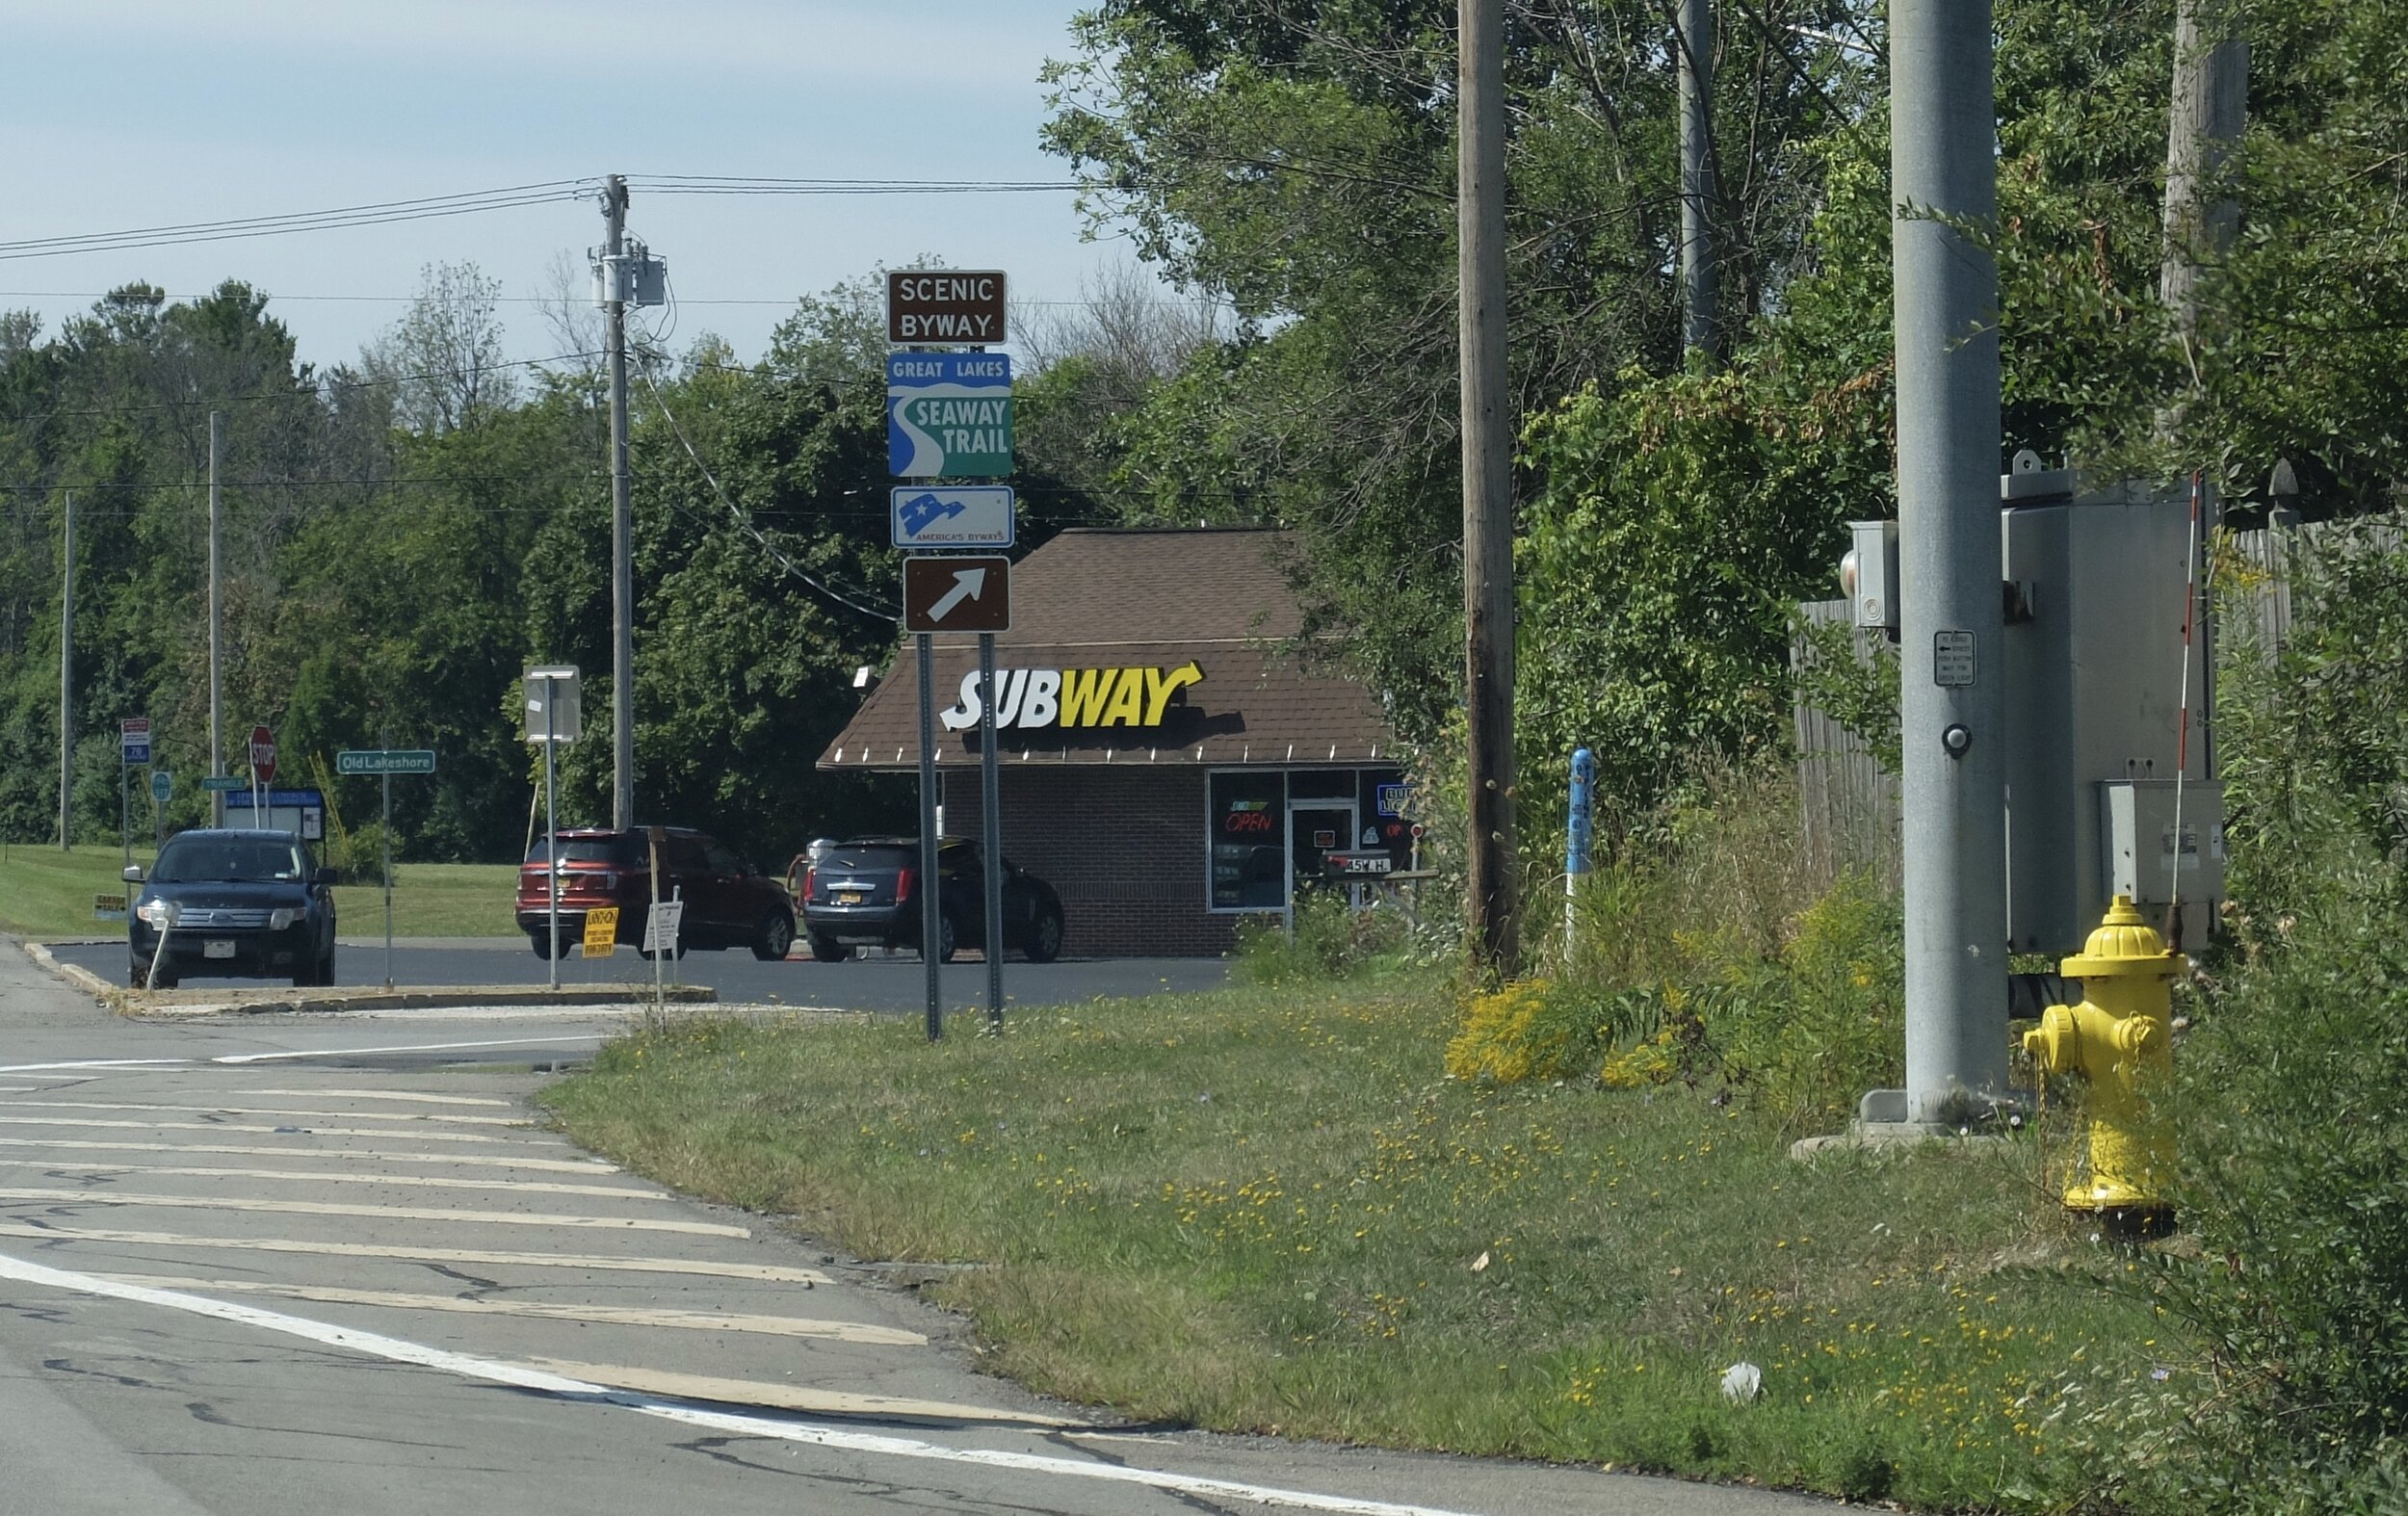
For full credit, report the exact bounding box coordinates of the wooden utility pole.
[1677,0,1718,356]
[57,492,73,850]
[1460,0,1518,974]
[2160,1,2247,355]
[604,174,635,830]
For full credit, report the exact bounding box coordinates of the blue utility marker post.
[1565,747,1596,958]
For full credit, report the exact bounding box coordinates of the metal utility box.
[1845,519,1901,633]
[2000,479,2216,954]
[2101,779,2225,916]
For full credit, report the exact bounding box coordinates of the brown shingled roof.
[819,529,1400,771]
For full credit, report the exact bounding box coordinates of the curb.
[15,940,717,1019]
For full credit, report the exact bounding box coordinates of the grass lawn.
[0,844,520,939]
[543,981,2172,1511]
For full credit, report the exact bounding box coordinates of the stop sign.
[249,724,276,786]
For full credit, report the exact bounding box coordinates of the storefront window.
[1209,771,1287,909]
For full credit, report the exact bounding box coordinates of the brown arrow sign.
[903,555,1011,633]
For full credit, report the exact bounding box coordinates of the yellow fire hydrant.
[2023,896,2183,1233]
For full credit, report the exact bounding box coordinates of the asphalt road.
[0,946,1830,1515]
[52,936,1230,1013]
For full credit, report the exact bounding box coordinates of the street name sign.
[201,775,247,793]
[891,485,1015,549]
[903,556,1012,634]
[337,749,437,776]
[120,718,151,765]
[886,270,1007,344]
[887,353,1012,478]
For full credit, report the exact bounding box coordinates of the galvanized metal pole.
[979,632,1004,1032]
[1677,0,1718,355]
[918,634,942,1041]
[381,762,394,988]
[208,413,223,827]
[58,490,72,850]
[1459,0,1519,976]
[605,174,635,831]
[1893,0,2009,1124]
[544,677,560,992]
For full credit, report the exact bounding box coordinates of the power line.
[634,363,900,622]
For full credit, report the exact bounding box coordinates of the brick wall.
[944,767,1242,957]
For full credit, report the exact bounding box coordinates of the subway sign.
[940,662,1202,732]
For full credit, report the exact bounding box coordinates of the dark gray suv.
[125,829,338,989]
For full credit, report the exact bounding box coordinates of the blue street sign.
[891,485,1016,549]
[887,352,1012,478]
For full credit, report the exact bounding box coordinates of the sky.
[0,1,1141,372]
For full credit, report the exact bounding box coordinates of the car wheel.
[129,960,148,990]
[934,911,958,964]
[529,931,557,960]
[751,913,795,961]
[805,930,852,963]
[150,964,179,990]
[1026,905,1064,964]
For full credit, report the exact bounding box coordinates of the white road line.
[92,1272,923,1345]
[0,1099,525,1127]
[0,1059,186,1075]
[0,1251,1478,1516]
[0,1160,663,1201]
[0,1221,830,1283]
[0,1114,565,1145]
[211,1037,602,1063]
[0,1136,616,1173]
[0,1188,745,1236]
[222,1088,513,1107]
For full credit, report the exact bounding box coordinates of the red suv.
[514,827,795,961]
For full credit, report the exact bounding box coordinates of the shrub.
[1233,887,1420,986]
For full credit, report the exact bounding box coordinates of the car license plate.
[836,891,865,905]
[203,939,237,959]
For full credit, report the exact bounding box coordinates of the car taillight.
[895,868,913,903]
[801,866,817,901]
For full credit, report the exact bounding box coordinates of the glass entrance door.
[1288,801,1357,905]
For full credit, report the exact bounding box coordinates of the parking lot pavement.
[47,938,1229,1013]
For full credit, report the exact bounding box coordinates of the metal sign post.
[523,667,581,994]
[336,749,438,990]
[918,633,942,1041]
[648,825,665,1009]
[979,632,1004,1032]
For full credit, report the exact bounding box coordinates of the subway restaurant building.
[820,528,1412,957]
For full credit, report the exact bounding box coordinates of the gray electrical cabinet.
[1998,476,2218,954]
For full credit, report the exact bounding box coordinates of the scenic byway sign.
[891,485,1015,549]
[886,270,1007,344]
[887,353,1012,478]
[903,555,1011,633]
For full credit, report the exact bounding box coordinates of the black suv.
[125,828,339,989]
[798,838,1064,964]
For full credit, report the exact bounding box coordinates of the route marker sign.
[891,485,1015,549]
[149,769,172,803]
[120,718,151,766]
[583,906,619,958]
[887,353,1011,478]
[886,270,1007,344]
[337,749,437,776]
[903,555,1011,633]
